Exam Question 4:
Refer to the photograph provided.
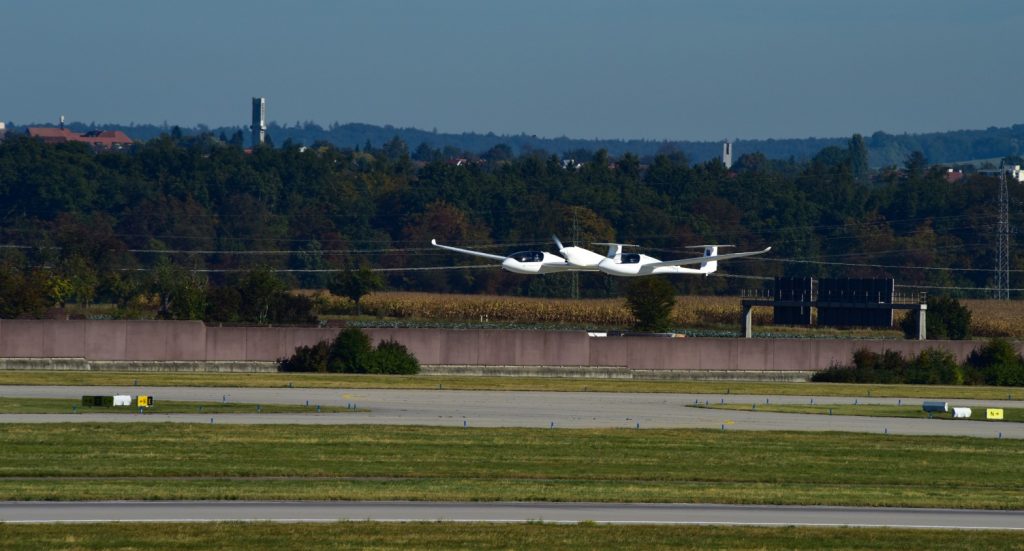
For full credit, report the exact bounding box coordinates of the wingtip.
[430,239,437,245]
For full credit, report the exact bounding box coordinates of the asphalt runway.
[1,385,1020,438]
[1,501,1022,529]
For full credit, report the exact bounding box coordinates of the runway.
[1,385,1020,438]
[1,501,1022,529]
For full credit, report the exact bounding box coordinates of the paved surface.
[1,385,1020,438]
[1,501,1022,529]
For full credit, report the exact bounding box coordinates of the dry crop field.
[331,292,1023,337]
[962,299,1024,337]
[350,292,773,327]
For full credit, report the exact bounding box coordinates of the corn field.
[320,292,772,328]
[316,292,1023,337]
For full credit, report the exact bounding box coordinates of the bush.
[364,339,420,374]
[813,341,1024,386]
[279,341,330,373]
[964,338,1024,386]
[328,327,373,373]
[905,348,962,385]
[812,349,908,383]
[278,327,420,375]
[901,295,971,340]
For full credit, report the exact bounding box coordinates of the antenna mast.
[996,170,1010,300]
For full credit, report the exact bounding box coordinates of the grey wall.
[0,320,1009,372]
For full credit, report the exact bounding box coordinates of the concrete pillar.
[917,304,927,340]
[742,303,753,339]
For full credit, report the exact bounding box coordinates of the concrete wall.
[0,319,1014,372]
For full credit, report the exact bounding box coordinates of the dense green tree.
[848,134,869,182]
[624,277,676,332]
[900,295,971,340]
[904,151,928,179]
[238,267,287,324]
[328,267,385,315]
[327,327,374,373]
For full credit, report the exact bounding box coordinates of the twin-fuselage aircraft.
[430,236,770,277]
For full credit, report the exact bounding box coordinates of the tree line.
[0,130,1021,319]
[17,119,1024,167]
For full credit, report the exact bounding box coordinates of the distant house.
[26,127,134,150]
[977,164,1024,183]
[943,168,965,184]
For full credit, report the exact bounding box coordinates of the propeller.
[552,234,565,252]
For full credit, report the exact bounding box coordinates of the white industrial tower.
[722,141,733,169]
[251,97,266,147]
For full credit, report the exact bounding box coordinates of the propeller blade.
[552,234,565,251]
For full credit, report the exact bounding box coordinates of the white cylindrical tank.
[952,407,972,419]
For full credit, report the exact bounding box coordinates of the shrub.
[327,327,373,373]
[964,338,1024,386]
[279,328,421,375]
[364,339,420,374]
[279,341,330,373]
[812,349,908,383]
[901,295,971,340]
[905,348,962,385]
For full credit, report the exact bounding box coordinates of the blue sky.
[3,0,1022,140]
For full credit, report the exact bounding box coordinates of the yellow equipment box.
[137,395,153,408]
[986,408,1003,420]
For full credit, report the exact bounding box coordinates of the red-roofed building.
[26,127,134,150]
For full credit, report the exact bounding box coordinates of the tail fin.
[700,246,719,274]
[685,244,735,275]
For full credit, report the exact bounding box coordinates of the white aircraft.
[431,236,770,277]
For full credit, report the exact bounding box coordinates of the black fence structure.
[741,277,927,339]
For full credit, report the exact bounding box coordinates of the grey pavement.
[1,385,1020,438]
[1,501,1022,529]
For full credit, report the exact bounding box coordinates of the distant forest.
[1,126,1022,322]
[8,119,1024,168]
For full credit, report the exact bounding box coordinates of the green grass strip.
[692,403,1024,422]
[2,424,1023,508]
[0,397,356,415]
[2,370,1022,400]
[1,522,1022,551]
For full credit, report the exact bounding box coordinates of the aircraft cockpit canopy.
[620,253,641,264]
[510,251,545,263]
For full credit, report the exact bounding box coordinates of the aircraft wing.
[648,247,772,268]
[431,239,507,261]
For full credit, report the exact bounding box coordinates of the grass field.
[2,424,1022,508]
[691,403,1024,422]
[2,370,1022,400]
[0,397,356,415]
[1,522,1022,551]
